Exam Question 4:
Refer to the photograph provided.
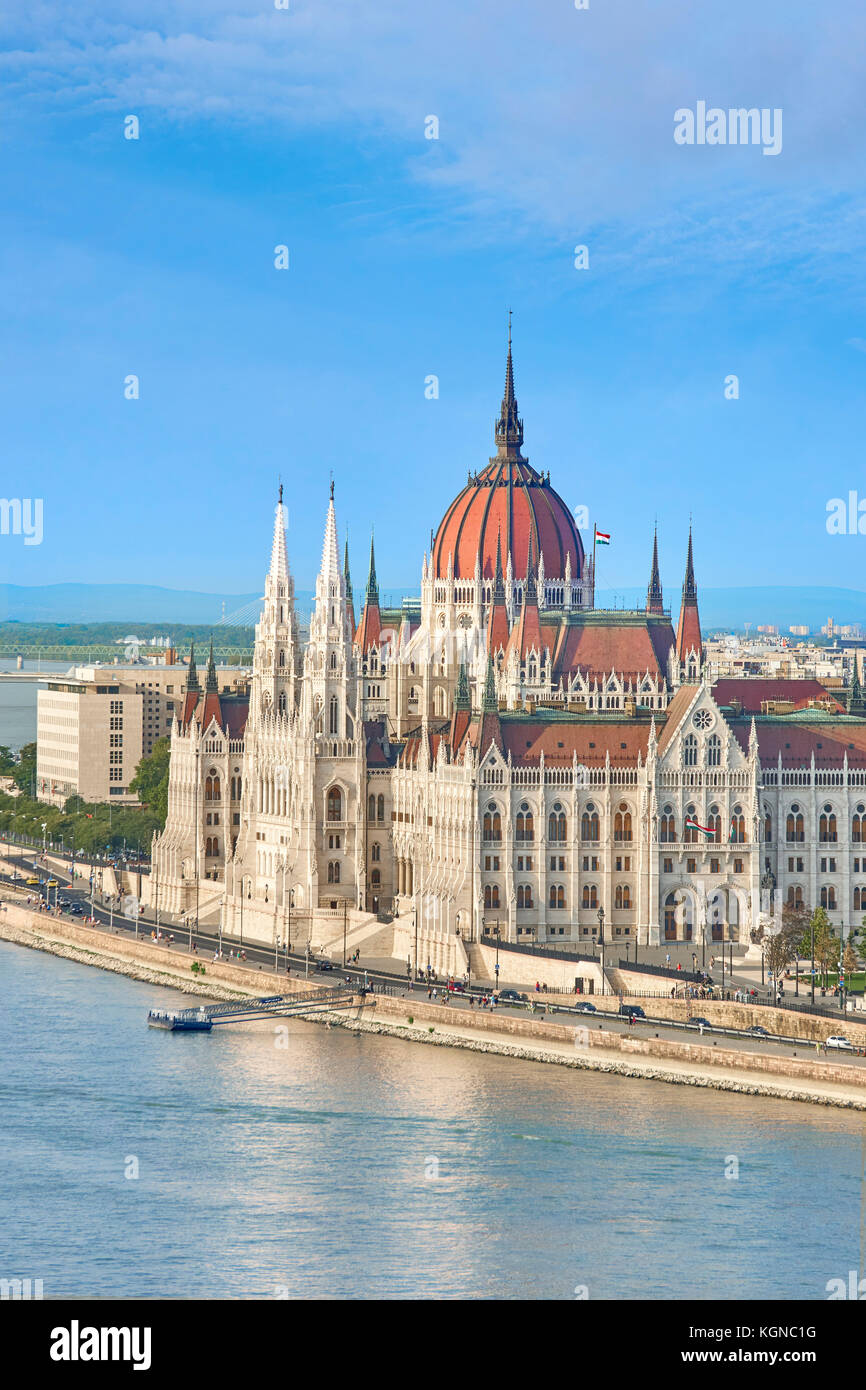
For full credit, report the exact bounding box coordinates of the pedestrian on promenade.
[666,953,671,968]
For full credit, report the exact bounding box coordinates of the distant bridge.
[147,986,359,1031]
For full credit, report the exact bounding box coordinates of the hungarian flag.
[595,529,611,546]
[85,814,93,819]
[685,816,715,840]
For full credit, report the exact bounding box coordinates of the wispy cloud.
[2,0,866,286]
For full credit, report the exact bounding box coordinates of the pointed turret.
[506,532,544,664]
[675,526,703,671]
[200,638,223,728]
[251,485,300,722]
[356,531,382,652]
[448,661,473,754]
[344,537,355,638]
[486,530,511,657]
[646,526,664,615]
[181,641,201,725]
[475,653,503,755]
[185,641,200,693]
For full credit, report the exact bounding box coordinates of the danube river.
[1,941,863,1300]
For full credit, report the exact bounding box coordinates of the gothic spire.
[493,529,506,603]
[482,652,498,712]
[186,641,200,693]
[646,525,664,614]
[682,525,697,603]
[525,530,537,601]
[455,662,471,712]
[344,537,353,603]
[366,531,379,604]
[205,638,218,693]
[494,311,524,457]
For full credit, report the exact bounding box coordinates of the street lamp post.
[596,905,605,993]
[810,913,816,1009]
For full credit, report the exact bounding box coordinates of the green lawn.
[794,971,865,992]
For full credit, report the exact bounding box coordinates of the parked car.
[619,1004,647,1021]
[688,1017,713,1029]
[825,1035,854,1051]
[70,905,84,916]
[25,876,39,886]
[447,981,466,993]
[497,989,527,1004]
[745,1025,770,1038]
[46,879,58,887]
[574,1000,598,1013]
[315,959,335,972]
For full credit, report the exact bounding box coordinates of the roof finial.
[329,473,334,502]
[278,477,283,506]
[495,313,524,456]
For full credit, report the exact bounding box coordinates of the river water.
[0,941,863,1300]
[0,659,73,752]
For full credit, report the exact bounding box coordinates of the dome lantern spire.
[494,310,524,457]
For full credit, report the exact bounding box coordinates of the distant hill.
[0,581,863,632]
[0,584,274,624]
[596,586,866,633]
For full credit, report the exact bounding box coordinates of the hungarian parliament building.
[147,340,866,972]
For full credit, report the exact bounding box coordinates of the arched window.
[278,691,286,713]
[854,886,863,912]
[786,885,804,908]
[614,804,632,842]
[615,884,631,910]
[820,884,837,910]
[371,842,380,862]
[371,869,381,887]
[434,686,447,717]
[580,805,599,842]
[279,649,285,668]
[683,734,697,767]
[786,805,804,842]
[853,805,866,842]
[327,861,341,884]
[329,696,339,735]
[581,883,598,909]
[327,787,342,822]
[516,803,534,842]
[729,805,746,843]
[483,804,502,842]
[707,734,721,767]
[707,805,722,843]
[368,794,376,821]
[548,804,566,842]
[517,884,534,909]
[764,809,772,842]
[819,807,837,843]
[660,806,676,842]
[205,770,219,801]
[377,794,385,822]
[684,805,698,843]
[664,891,679,940]
[549,884,565,909]
[330,652,337,670]
[484,884,500,909]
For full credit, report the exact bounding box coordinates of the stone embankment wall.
[369,995,866,1089]
[3,903,866,1107]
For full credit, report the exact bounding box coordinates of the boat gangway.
[147,986,360,1032]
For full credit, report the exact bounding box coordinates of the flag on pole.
[595,529,611,546]
[684,816,715,840]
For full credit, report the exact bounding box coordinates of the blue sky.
[1,0,866,609]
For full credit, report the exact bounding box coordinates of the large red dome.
[432,459,584,581]
[432,333,585,582]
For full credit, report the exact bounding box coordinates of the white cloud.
[2,0,866,280]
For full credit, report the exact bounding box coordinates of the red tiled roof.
[713,679,844,714]
[551,619,675,683]
[501,719,653,767]
[728,719,866,768]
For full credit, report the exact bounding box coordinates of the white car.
[825,1035,854,1051]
